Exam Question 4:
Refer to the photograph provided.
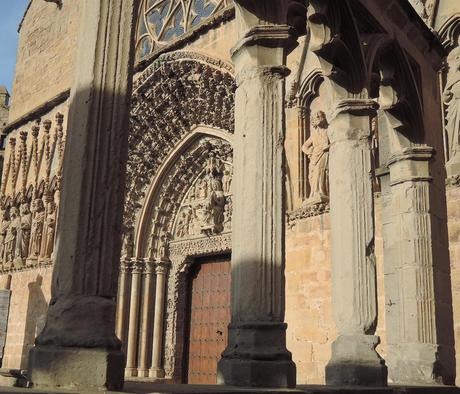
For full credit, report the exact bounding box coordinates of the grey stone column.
[149,261,170,379]
[27,0,139,390]
[384,147,442,384]
[217,6,298,388]
[138,260,155,377]
[325,99,387,386]
[125,260,143,377]
[116,260,132,346]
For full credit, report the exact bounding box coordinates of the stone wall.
[0,267,52,369]
[447,185,460,385]
[9,1,81,121]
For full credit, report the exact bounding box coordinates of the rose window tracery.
[136,0,232,60]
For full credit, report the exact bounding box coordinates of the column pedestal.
[325,99,387,387]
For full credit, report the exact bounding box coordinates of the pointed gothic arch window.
[136,0,232,60]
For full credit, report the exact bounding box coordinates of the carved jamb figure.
[302,110,330,204]
[0,209,10,263]
[157,231,171,261]
[176,208,192,239]
[5,207,20,262]
[30,199,46,258]
[16,203,32,260]
[121,230,134,260]
[444,43,460,162]
[43,202,56,258]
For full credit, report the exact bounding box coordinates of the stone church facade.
[0,0,460,390]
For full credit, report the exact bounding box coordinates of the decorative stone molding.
[447,175,460,188]
[287,202,329,227]
[169,232,231,260]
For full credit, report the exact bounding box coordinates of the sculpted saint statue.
[17,203,32,259]
[0,210,10,263]
[30,199,46,257]
[222,156,233,194]
[43,202,56,258]
[5,207,20,262]
[121,231,134,260]
[444,45,460,162]
[302,110,330,203]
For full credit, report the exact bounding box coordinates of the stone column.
[116,260,132,346]
[27,0,139,390]
[137,260,155,377]
[384,147,443,384]
[149,260,170,379]
[325,99,387,386]
[217,5,298,388]
[125,260,143,377]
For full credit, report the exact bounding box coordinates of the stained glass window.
[136,0,232,61]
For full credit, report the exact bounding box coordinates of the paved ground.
[0,382,459,394]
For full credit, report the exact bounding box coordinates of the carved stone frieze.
[0,112,65,272]
[287,202,330,227]
[169,232,232,260]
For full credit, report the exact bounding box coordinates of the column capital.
[155,260,171,275]
[143,259,155,275]
[120,259,132,274]
[131,259,144,274]
[231,24,298,57]
[387,146,434,186]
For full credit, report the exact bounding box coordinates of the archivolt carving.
[125,51,236,231]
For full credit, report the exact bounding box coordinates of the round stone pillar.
[325,99,387,386]
[116,260,132,345]
[125,261,143,377]
[217,5,299,388]
[149,260,170,379]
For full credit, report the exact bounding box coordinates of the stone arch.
[124,50,236,240]
[439,14,460,51]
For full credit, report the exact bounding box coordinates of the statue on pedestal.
[302,110,330,205]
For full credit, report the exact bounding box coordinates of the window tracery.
[136,0,232,60]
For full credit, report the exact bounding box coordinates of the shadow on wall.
[21,275,48,370]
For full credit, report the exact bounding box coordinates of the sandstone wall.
[9,1,81,121]
[0,267,52,369]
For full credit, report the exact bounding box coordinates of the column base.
[137,369,149,378]
[28,345,125,391]
[125,368,138,378]
[149,368,165,379]
[217,322,296,388]
[387,343,446,385]
[326,335,387,386]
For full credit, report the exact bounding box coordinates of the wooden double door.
[186,254,231,384]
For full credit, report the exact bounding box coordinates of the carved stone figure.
[224,198,232,231]
[121,231,134,260]
[17,203,32,260]
[157,231,170,261]
[444,45,460,163]
[302,110,330,204]
[44,202,56,258]
[176,208,192,239]
[0,210,10,263]
[208,178,225,233]
[5,207,20,262]
[222,157,233,194]
[30,199,45,258]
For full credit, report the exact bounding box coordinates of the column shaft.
[217,16,298,388]
[28,0,139,390]
[116,261,131,347]
[125,261,143,377]
[149,261,169,379]
[138,261,154,377]
[384,147,443,384]
[325,99,387,386]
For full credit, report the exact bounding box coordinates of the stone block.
[28,346,125,391]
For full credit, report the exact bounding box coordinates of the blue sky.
[0,0,30,94]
